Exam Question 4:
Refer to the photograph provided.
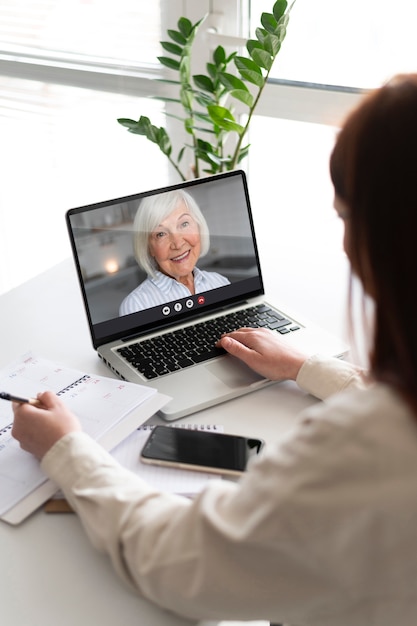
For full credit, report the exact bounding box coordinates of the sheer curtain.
[0,0,167,293]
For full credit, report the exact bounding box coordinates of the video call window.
[68,175,259,326]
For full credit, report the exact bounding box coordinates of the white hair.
[132,189,210,277]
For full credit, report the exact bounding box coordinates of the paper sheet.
[0,353,160,519]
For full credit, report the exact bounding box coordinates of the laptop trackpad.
[205,358,265,388]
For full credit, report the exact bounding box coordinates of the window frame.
[0,0,363,128]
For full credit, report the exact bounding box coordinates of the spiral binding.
[0,423,13,451]
[0,375,91,442]
[56,374,90,396]
[0,422,12,437]
[138,423,219,431]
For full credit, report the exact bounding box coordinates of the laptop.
[66,170,347,420]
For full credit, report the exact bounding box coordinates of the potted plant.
[118,0,296,181]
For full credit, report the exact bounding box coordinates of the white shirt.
[41,356,417,625]
[119,267,230,315]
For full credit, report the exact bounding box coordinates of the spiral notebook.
[0,353,169,525]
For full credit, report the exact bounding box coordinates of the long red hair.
[330,74,417,412]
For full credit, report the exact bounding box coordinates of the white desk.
[0,255,346,626]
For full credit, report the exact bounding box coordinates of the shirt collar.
[150,268,202,294]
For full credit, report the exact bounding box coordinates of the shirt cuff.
[296,354,367,400]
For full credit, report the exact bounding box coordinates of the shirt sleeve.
[296,354,368,400]
[40,405,376,624]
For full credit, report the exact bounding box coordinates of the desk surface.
[0,256,346,626]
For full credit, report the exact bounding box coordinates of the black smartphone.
[140,426,264,476]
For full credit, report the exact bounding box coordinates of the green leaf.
[178,17,192,38]
[192,124,216,135]
[167,29,186,45]
[255,27,269,46]
[234,56,264,87]
[120,116,174,159]
[177,146,186,163]
[206,62,217,80]
[192,16,207,31]
[196,138,217,154]
[263,33,281,57]
[158,56,180,71]
[184,117,194,134]
[261,12,278,34]
[158,129,172,155]
[213,45,226,66]
[218,72,249,92]
[237,144,250,163]
[160,41,183,56]
[155,78,181,85]
[225,51,238,63]
[193,74,215,92]
[278,26,287,43]
[165,112,187,123]
[279,12,291,29]
[145,122,161,144]
[117,118,137,131]
[179,52,191,73]
[276,23,287,43]
[207,105,245,134]
[194,92,216,107]
[250,48,273,71]
[273,0,288,21]
[229,89,254,108]
[246,39,264,55]
[235,56,262,75]
[199,151,223,166]
[180,86,193,110]
[195,140,222,166]
[236,69,264,88]
[193,111,212,123]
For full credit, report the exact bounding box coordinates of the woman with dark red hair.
[12,75,417,625]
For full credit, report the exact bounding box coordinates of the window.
[251,0,417,90]
[0,0,168,293]
[0,0,414,335]
[0,1,242,293]
[0,0,161,64]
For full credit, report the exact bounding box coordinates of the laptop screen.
[66,170,264,348]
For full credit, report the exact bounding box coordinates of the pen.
[0,391,41,406]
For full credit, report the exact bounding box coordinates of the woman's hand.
[217,327,308,382]
[12,391,82,460]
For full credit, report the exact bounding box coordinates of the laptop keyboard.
[117,304,300,380]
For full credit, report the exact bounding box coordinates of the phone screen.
[141,426,264,474]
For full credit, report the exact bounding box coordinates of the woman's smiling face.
[148,201,201,283]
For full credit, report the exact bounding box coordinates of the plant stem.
[169,155,187,181]
[229,67,272,171]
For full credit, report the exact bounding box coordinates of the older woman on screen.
[119,189,230,315]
